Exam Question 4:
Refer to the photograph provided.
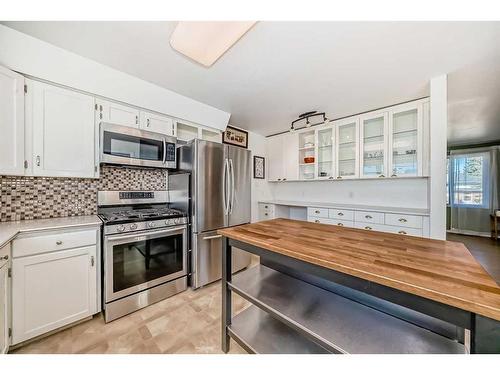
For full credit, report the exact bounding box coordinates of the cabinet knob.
[264,205,268,208]
[315,210,320,214]
[314,220,320,223]
[398,231,407,235]
[277,178,282,181]
[364,226,372,230]
[338,212,344,216]
[36,155,41,167]
[264,213,268,216]
[283,178,287,181]
[1,255,8,260]
[56,240,63,245]
[337,223,344,226]
[365,215,372,219]
[398,218,407,223]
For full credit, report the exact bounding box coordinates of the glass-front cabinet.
[316,127,335,179]
[335,118,359,179]
[389,102,423,177]
[298,130,316,180]
[360,112,388,178]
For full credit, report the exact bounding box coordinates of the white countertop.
[259,200,430,216]
[0,215,102,249]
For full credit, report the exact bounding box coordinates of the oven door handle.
[162,138,167,164]
[106,227,185,242]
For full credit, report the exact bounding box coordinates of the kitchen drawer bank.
[0,216,101,347]
[258,200,429,238]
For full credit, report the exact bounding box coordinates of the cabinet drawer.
[309,218,353,228]
[385,213,423,229]
[307,207,329,218]
[328,209,354,221]
[384,225,423,237]
[353,222,387,232]
[355,211,384,224]
[13,229,97,258]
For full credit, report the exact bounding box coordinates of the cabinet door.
[0,264,8,354]
[266,136,284,181]
[0,66,25,176]
[388,102,423,177]
[335,117,359,179]
[283,133,299,181]
[12,245,97,345]
[96,99,139,128]
[316,126,335,179]
[360,112,388,178]
[140,111,174,136]
[27,80,97,178]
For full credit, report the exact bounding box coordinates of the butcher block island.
[218,219,500,354]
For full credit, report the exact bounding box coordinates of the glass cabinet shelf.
[391,107,419,176]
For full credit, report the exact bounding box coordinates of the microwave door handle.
[162,138,166,164]
[229,158,235,214]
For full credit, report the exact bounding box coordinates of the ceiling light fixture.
[170,21,257,67]
[291,111,327,132]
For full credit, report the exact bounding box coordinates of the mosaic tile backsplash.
[0,166,167,222]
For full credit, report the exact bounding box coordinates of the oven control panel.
[104,217,188,235]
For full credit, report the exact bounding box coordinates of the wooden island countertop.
[218,218,500,321]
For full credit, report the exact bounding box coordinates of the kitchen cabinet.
[0,65,25,176]
[316,126,335,179]
[258,203,275,221]
[335,117,359,179]
[0,244,10,354]
[266,133,299,181]
[388,101,424,177]
[96,99,139,128]
[11,228,98,345]
[359,111,388,178]
[26,79,97,178]
[140,111,175,136]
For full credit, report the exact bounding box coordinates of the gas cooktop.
[98,207,185,225]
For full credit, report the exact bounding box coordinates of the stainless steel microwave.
[100,122,177,169]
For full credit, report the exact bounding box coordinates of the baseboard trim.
[447,229,492,238]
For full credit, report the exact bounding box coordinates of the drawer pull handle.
[364,226,372,230]
[378,174,385,178]
[391,174,397,177]
[337,223,344,226]
[328,176,334,180]
[265,213,268,216]
[56,241,63,245]
[398,231,407,235]
[337,176,342,179]
[398,218,407,223]
[365,215,372,219]
[264,205,268,208]
[338,212,344,216]
[315,220,320,223]
[1,255,8,261]
[315,210,320,214]
[91,256,95,267]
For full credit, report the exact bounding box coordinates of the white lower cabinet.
[0,244,10,354]
[11,229,99,345]
[308,206,427,238]
[259,203,275,221]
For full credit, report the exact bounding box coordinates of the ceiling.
[3,21,500,144]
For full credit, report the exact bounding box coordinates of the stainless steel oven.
[103,224,187,321]
[100,122,177,169]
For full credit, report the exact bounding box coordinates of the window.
[449,152,490,208]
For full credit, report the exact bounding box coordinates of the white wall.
[429,75,448,240]
[0,25,230,131]
[268,178,429,208]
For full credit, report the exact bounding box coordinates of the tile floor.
[11,281,249,354]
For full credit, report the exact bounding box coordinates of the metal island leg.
[221,236,232,353]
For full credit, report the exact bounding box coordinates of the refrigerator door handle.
[229,158,235,214]
[223,158,230,215]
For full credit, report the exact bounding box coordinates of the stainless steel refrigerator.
[170,139,252,289]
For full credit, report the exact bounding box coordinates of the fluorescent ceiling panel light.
[170,21,256,67]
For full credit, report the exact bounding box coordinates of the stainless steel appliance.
[98,191,188,322]
[100,122,177,169]
[172,139,252,289]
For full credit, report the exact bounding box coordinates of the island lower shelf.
[228,265,465,354]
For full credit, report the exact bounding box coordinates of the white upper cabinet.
[359,111,388,178]
[26,79,97,178]
[266,135,284,181]
[0,66,25,176]
[140,111,175,136]
[335,117,359,179]
[266,133,299,181]
[316,126,335,180]
[96,99,139,128]
[388,101,424,177]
